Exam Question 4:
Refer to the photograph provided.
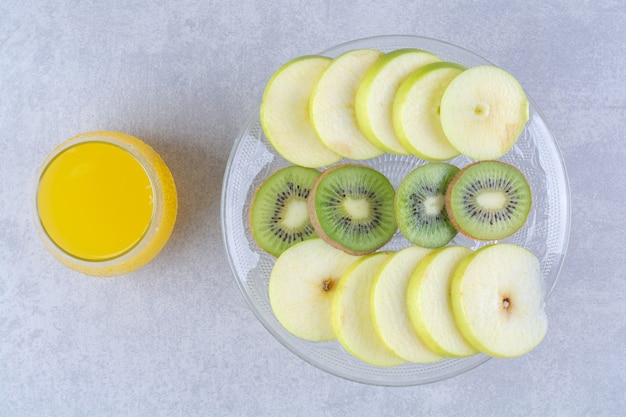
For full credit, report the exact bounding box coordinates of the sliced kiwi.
[249,165,320,257]
[395,163,459,248]
[445,161,532,240]
[308,164,397,255]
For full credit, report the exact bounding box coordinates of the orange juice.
[35,131,177,276]
[37,141,154,260]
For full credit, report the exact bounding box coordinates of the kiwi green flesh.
[312,165,397,254]
[395,163,459,248]
[249,166,320,257]
[447,161,531,240]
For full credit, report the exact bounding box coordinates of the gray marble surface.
[1,1,625,416]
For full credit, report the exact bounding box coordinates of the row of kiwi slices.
[249,160,531,257]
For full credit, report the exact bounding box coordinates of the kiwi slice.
[308,164,397,255]
[445,161,532,240]
[395,163,459,248]
[249,165,320,257]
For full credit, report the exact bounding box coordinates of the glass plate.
[221,35,571,386]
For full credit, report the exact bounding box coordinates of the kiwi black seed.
[249,165,320,257]
[445,160,532,240]
[308,164,397,255]
[395,163,459,248]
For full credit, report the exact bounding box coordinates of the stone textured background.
[1,1,624,416]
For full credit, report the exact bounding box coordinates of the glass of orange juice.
[34,131,177,276]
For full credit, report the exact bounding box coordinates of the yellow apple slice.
[371,246,444,363]
[439,65,529,160]
[355,48,441,155]
[260,56,342,168]
[451,244,548,358]
[332,252,405,366]
[310,49,386,160]
[269,238,360,341]
[392,61,465,161]
[406,245,478,358]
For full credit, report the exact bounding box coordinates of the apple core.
[473,102,489,118]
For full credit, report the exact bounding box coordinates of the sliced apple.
[355,48,441,155]
[439,65,529,160]
[260,56,342,168]
[392,61,465,161]
[406,245,478,358]
[370,246,444,363]
[268,238,360,341]
[332,252,405,366]
[451,243,548,358]
[309,49,386,160]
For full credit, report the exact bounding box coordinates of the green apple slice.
[260,56,342,168]
[310,49,386,160]
[392,61,465,161]
[439,65,529,160]
[451,244,548,358]
[269,238,360,341]
[332,252,405,366]
[355,48,441,155]
[371,246,444,363]
[406,245,478,358]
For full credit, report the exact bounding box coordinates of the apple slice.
[371,246,444,363]
[332,252,405,366]
[439,65,529,160]
[392,61,465,161]
[260,56,342,168]
[451,244,548,358]
[269,238,360,341]
[355,48,441,155]
[406,245,478,358]
[310,49,386,160]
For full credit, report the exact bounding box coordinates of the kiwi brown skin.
[444,160,531,241]
[308,163,390,256]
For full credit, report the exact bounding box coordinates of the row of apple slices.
[269,238,547,366]
[260,48,529,167]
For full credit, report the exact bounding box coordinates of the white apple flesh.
[439,65,529,160]
[269,238,360,341]
[371,246,444,363]
[260,56,342,168]
[310,49,386,160]
[392,61,464,161]
[406,245,478,358]
[332,252,405,367]
[451,243,548,358]
[355,48,441,155]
